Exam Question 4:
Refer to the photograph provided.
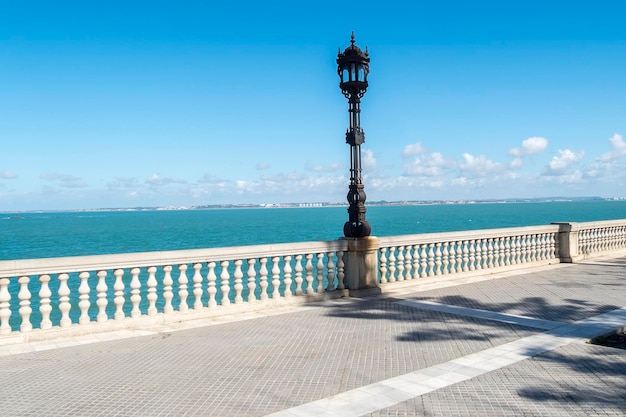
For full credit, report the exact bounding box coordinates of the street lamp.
[337,32,371,238]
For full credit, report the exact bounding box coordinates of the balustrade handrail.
[378,224,560,247]
[0,239,349,277]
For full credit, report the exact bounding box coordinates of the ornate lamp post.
[337,32,371,238]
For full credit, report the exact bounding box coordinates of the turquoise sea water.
[1,201,626,261]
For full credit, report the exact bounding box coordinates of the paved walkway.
[1,257,625,416]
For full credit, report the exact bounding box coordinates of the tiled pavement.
[0,257,625,416]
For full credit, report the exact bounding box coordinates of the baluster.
[478,239,489,269]
[57,273,71,327]
[268,257,280,299]
[38,274,52,329]
[97,270,109,322]
[325,253,335,291]
[207,262,217,308]
[379,247,388,284]
[459,241,468,272]
[388,247,396,282]
[503,237,510,265]
[434,243,443,275]
[294,255,304,295]
[514,236,521,264]
[284,256,293,297]
[508,236,516,265]
[468,240,475,271]
[336,251,345,290]
[493,237,502,268]
[396,246,405,281]
[546,233,553,259]
[476,239,487,270]
[18,275,32,332]
[130,268,141,318]
[305,254,314,294]
[162,265,173,314]
[412,245,420,279]
[537,234,545,261]
[194,263,204,310]
[538,234,546,260]
[519,235,527,263]
[549,232,557,259]
[403,245,411,280]
[448,243,457,274]
[113,269,125,320]
[427,243,435,276]
[234,260,244,304]
[0,277,11,334]
[499,237,507,266]
[442,244,449,275]
[477,239,486,270]
[220,261,231,306]
[146,267,157,316]
[178,264,189,312]
[420,244,428,278]
[486,238,494,268]
[316,253,325,293]
[259,257,269,300]
[577,230,586,255]
[247,259,257,302]
[455,241,464,273]
[528,235,536,262]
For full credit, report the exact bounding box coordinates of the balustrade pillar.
[341,237,380,294]
[552,222,581,262]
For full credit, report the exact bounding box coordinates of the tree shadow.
[320,289,625,410]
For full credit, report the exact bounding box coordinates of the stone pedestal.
[552,222,581,263]
[342,236,380,296]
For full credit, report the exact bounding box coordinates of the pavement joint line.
[394,299,564,330]
[264,307,626,417]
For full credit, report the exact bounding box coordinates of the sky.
[1,1,625,211]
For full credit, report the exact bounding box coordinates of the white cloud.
[542,149,584,176]
[510,158,523,169]
[145,173,187,187]
[459,153,503,177]
[306,162,342,173]
[40,173,88,188]
[0,170,17,179]
[362,149,377,169]
[404,152,451,177]
[256,163,271,170]
[508,137,548,158]
[597,133,626,162]
[107,177,141,190]
[402,142,427,157]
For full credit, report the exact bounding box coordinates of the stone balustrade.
[377,225,561,284]
[1,219,625,343]
[0,241,347,342]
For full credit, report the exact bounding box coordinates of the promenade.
[1,256,625,416]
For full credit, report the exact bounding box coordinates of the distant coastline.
[4,196,625,214]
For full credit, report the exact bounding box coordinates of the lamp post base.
[341,236,380,292]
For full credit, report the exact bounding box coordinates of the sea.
[2,200,626,261]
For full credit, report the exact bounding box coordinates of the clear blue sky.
[1,1,625,211]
